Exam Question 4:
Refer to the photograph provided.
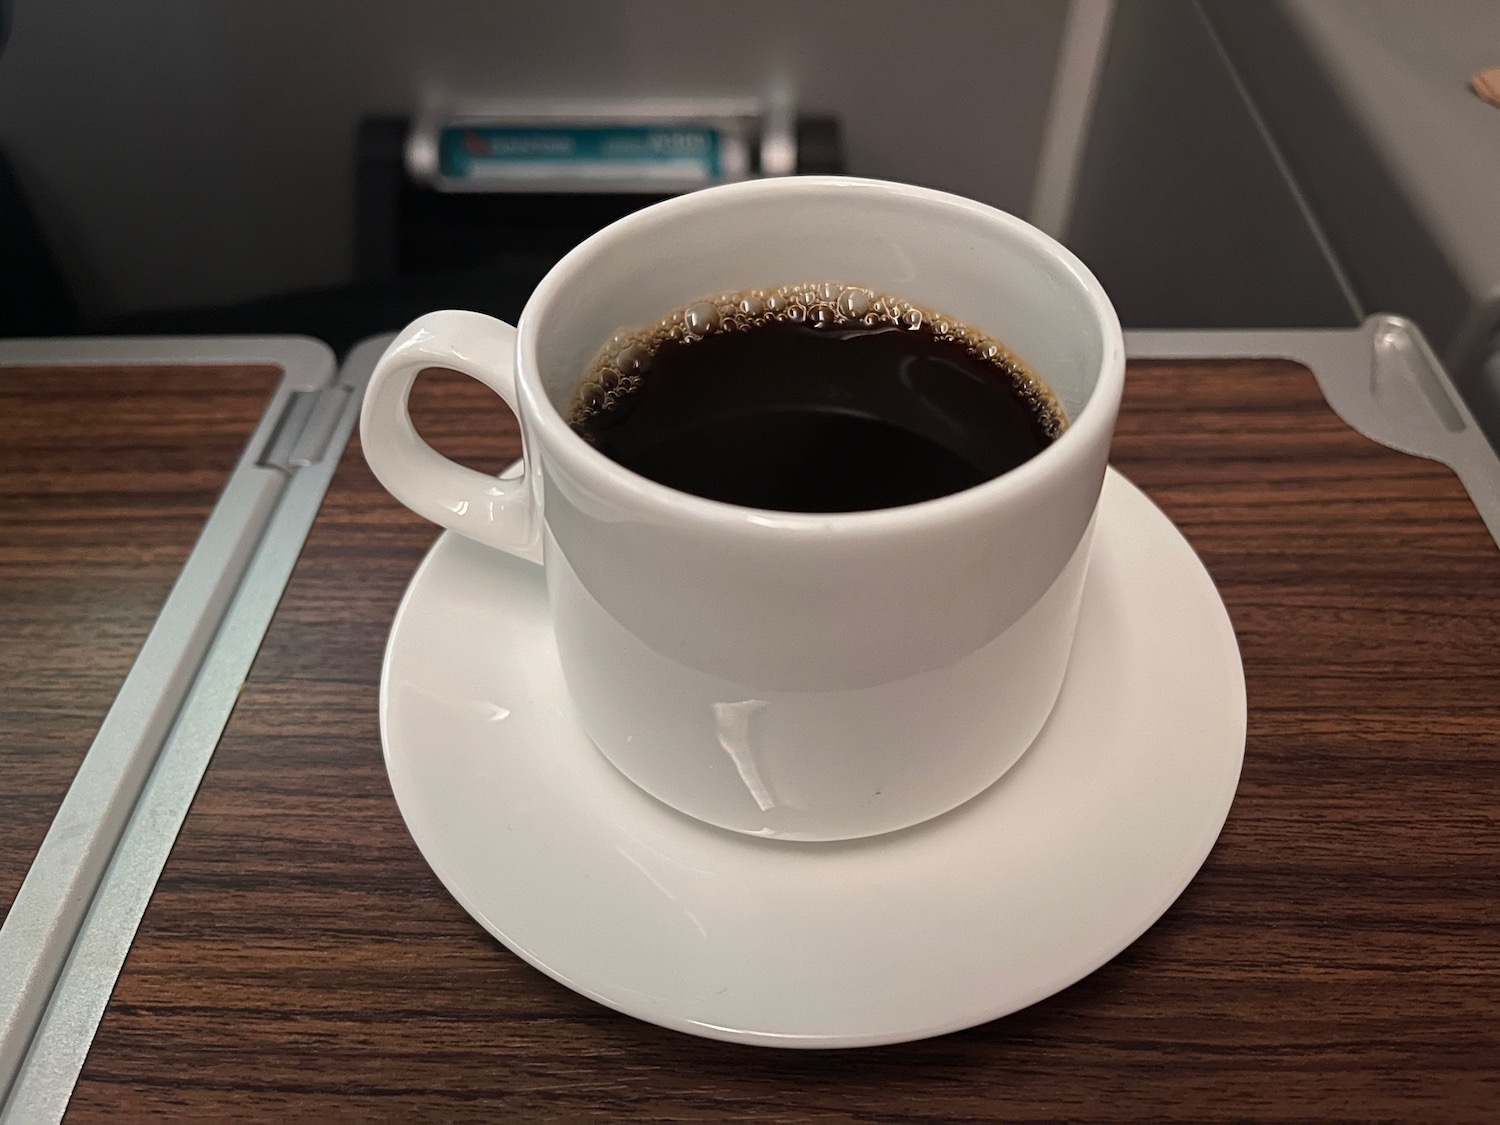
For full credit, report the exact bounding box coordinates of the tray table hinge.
[257,384,355,470]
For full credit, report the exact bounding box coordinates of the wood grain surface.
[66,362,1500,1122]
[0,364,280,920]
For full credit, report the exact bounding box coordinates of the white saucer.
[380,469,1246,1048]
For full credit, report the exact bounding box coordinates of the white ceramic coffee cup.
[361,176,1124,842]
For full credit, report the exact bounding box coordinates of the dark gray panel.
[1068,0,1359,329]
[0,0,1066,317]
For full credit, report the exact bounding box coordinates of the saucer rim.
[380,468,1246,1048]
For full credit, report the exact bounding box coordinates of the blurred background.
[0,0,1496,437]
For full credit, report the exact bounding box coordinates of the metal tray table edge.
[0,335,382,1122]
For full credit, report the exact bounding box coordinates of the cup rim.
[515,175,1124,536]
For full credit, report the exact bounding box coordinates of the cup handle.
[360,310,543,564]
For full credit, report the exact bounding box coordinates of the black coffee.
[567,283,1063,513]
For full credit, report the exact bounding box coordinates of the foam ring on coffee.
[566,282,1067,437]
